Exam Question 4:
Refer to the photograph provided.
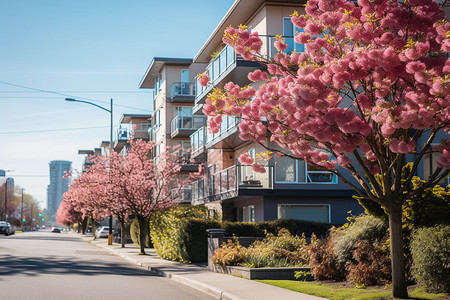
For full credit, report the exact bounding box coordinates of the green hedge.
[150,204,210,262]
[150,204,335,263]
[410,225,450,293]
[223,219,335,238]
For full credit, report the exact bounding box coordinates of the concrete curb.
[91,241,236,300]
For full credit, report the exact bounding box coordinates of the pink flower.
[437,149,450,169]
[238,153,255,165]
[197,73,209,87]
[248,69,268,82]
[274,38,288,52]
[252,163,267,173]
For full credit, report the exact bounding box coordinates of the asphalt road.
[0,230,214,300]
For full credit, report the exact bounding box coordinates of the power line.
[9,175,48,177]
[0,90,153,94]
[0,80,102,103]
[0,126,110,135]
[0,80,153,112]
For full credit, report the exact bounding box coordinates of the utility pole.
[21,188,25,231]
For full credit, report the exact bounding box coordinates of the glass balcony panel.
[171,116,206,134]
[170,82,195,99]
[237,165,272,188]
[226,45,235,68]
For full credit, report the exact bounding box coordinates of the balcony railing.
[195,35,303,101]
[191,164,273,204]
[170,116,206,135]
[190,126,205,156]
[206,116,240,145]
[115,122,151,143]
[170,82,195,99]
[115,128,129,142]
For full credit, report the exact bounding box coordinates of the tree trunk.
[388,204,408,298]
[121,221,125,248]
[137,216,146,255]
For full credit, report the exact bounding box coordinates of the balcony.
[205,116,241,149]
[191,165,273,205]
[178,150,202,172]
[170,116,206,138]
[114,122,151,151]
[170,82,195,102]
[193,35,303,114]
[190,127,206,159]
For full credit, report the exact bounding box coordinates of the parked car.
[96,226,113,238]
[51,227,61,233]
[7,223,15,235]
[0,221,11,235]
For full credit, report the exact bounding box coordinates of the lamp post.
[21,188,25,231]
[65,97,114,245]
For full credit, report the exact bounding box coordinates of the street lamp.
[65,97,114,245]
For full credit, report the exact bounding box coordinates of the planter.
[212,264,312,280]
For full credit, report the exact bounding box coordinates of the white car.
[96,226,113,238]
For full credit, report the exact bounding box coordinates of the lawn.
[256,280,450,300]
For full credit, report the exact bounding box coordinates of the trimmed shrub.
[178,218,222,262]
[150,204,214,263]
[410,225,450,293]
[130,218,152,248]
[223,218,335,238]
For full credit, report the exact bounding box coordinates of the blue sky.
[0,0,235,209]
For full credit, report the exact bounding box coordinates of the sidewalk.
[74,233,326,300]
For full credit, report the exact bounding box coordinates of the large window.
[278,204,330,223]
[275,157,337,184]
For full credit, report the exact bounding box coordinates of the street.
[0,231,214,300]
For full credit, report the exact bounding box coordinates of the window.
[283,17,305,53]
[181,69,189,83]
[154,72,162,96]
[275,157,337,184]
[275,156,297,182]
[175,106,192,117]
[278,204,330,223]
[153,110,161,131]
[237,205,255,222]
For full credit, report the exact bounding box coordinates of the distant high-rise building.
[0,169,14,221]
[47,161,71,222]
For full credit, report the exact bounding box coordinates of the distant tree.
[199,0,449,297]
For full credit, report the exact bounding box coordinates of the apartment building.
[139,58,207,202]
[139,0,448,224]
[187,0,367,223]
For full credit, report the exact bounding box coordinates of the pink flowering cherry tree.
[56,198,84,229]
[199,0,449,297]
[62,169,109,237]
[100,138,201,255]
